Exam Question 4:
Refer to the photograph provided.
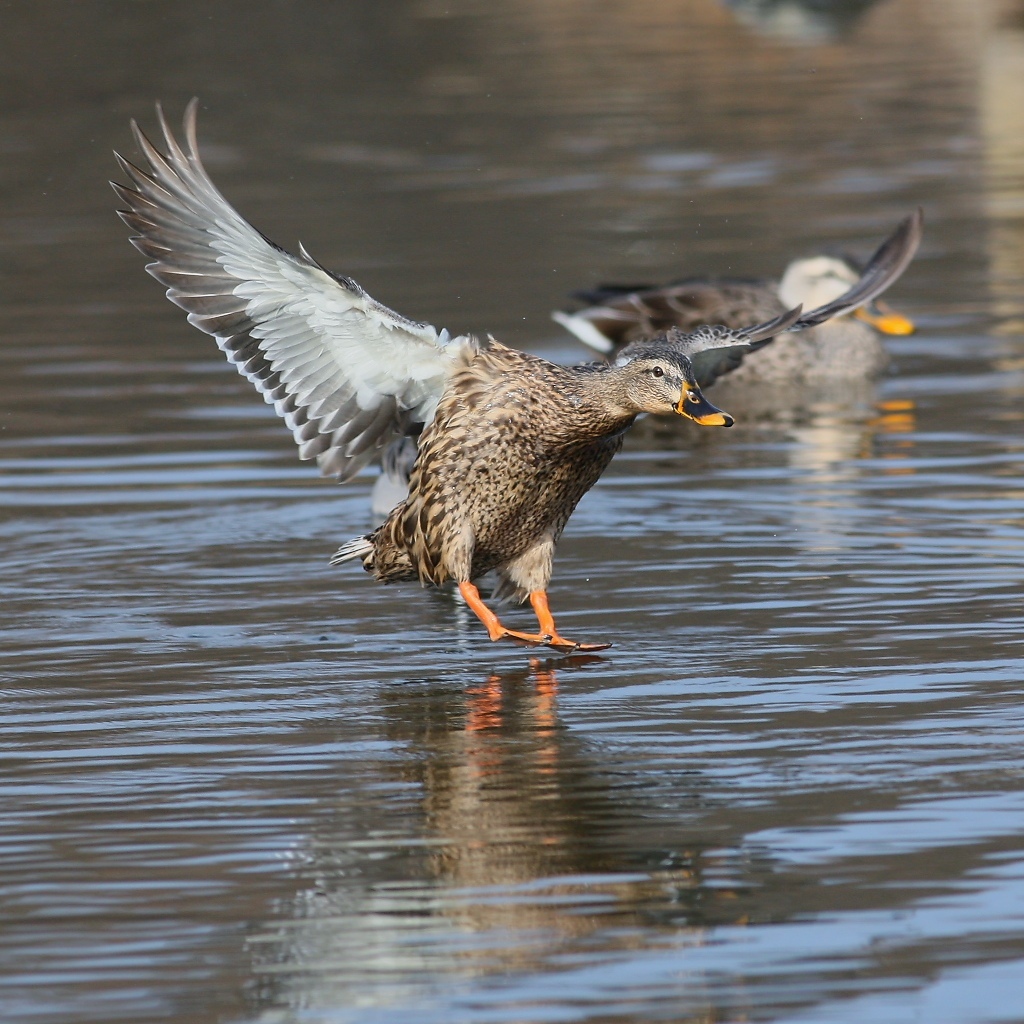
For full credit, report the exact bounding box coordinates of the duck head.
[615,349,734,426]
[779,255,915,335]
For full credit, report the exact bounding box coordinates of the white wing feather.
[113,99,472,481]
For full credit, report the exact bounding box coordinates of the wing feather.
[113,99,473,482]
[615,308,801,389]
[555,211,923,388]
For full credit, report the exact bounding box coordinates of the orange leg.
[458,581,552,647]
[529,591,612,653]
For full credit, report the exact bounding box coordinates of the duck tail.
[330,535,374,568]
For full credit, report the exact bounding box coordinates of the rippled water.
[3,2,1024,1022]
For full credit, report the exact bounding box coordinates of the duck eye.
[651,366,664,378]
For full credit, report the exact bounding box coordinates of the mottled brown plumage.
[333,339,739,650]
[554,222,922,386]
[110,100,835,651]
[371,343,623,590]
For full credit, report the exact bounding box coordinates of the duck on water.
[377,219,924,515]
[554,237,917,385]
[113,101,922,652]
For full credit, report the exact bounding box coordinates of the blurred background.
[3,2,1024,1023]
[0,0,1021,343]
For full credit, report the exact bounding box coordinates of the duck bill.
[854,299,915,336]
[676,390,734,427]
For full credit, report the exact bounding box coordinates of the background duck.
[371,216,922,517]
[553,244,917,386]
[115,101,816,652]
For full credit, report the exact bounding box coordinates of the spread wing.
[112,99,472,482]
[685,307,804,388]
[615,306,804,389]
[555,209,924,368]
[553,279,780,356]
[787,208,923,330]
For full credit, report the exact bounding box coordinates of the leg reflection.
[249,658,754,1019]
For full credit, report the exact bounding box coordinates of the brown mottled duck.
[553,218,922,385]
[373,216,924,516]
[113,102,920,652]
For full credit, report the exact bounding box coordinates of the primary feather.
[555,210,923,386]
[112,98,472,482]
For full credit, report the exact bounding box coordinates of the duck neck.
[561,365,641,441]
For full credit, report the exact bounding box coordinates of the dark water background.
[3,1,1024,1021]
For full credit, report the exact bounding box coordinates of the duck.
[370,212,923,515]
[113,101,919,652]
[553,234,919,386]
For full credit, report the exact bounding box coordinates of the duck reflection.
[248,660,759,1016]
[392,659,742,948]
[723,0,884,43]
[420,658,615,899]
[626,380,919,559]
[630,375,885,464]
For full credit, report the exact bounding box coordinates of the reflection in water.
[783,394,920,556]
[626,379,922,565]
[724,0,884,43]
[867,397,919,474]
[249,659,757,1019]
[7,1,1024,1021]
[633,373,888,472]
[782,395,918,478]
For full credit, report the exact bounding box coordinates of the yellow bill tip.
[854,306,916,336]
[676,396,734,427]
[695,411,734,427]
[874,313,916,336]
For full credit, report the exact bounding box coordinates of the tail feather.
[331,519,418,583]
[330,535,373,567]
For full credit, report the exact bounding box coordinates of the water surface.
[3,2,1024,1022]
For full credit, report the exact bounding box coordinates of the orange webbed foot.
[458,581,554,648]
[528,592,612,654]
[458,582,613,654]
[496,628,554,648]
[545,637,613,654]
